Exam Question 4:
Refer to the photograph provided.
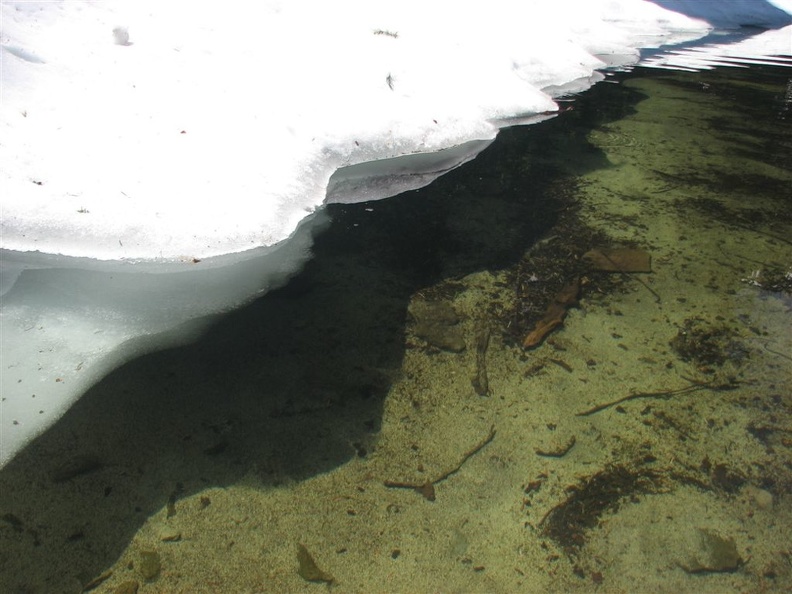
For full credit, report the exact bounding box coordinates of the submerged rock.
[138,550,161,581]
[681,528,742,574]
[409,301,466,353]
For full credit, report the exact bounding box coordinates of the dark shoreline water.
[1,64,790,593]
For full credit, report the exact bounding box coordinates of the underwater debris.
[583,248,652,273]
[166,483,184,518]
[137,550,161,581]
[297,544,335,584]
[51,455,103,483]
[539,463,665,553]
[82,570,113,591]
[409,300,466,353]
[575,376,741,417]
[471,324,491,396]
[535,435,576,458]
[523,277,580,349]
[585,246,660,302]
[384,426,496,501]
[680,529,743,574]
[741,267,792,295]
[548,357,573,372]
[504,184,621,348]
[670,317,749,370]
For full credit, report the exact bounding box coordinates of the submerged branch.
[576,377,741,417]
[384,425,496,500]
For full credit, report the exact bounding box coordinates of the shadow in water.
[0,76,644,591]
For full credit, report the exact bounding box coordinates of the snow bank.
[1,0,710,261]
[0,0,789,467]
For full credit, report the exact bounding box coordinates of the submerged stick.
[471,325,491,396]
[434,425,497,484]
[384,425,496,500]
[576,378,740,417]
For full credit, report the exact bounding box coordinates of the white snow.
[0,0,790,467]
[1,0,713,261]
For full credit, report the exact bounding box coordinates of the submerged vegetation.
[670,317,749,370]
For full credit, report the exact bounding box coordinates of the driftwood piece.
[576,377,742,417]
[536,436,576,458]
[523,277,580,349]
[471,325,491,396]
[383,480,437,502]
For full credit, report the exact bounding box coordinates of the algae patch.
[670,317,749,370]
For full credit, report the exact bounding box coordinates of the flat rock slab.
[584,248,652,273]
[409,301,466,353]
[680,528,742,574]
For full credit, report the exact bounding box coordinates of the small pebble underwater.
[1,64,790,593]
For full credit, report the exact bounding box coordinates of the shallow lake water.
[1,63,790,593]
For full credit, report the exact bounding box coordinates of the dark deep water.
[1,63,791,593]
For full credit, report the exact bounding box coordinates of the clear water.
[1,65,790,593]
